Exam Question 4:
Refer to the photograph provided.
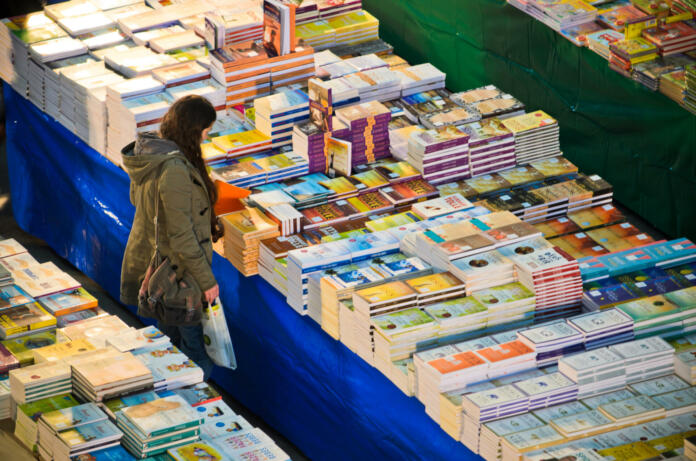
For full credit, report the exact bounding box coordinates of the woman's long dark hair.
[159,95,224,242]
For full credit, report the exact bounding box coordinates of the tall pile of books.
[220,206,280,276]
[9,360,71,404]
[687,64,696,114]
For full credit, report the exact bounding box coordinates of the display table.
[365,0,696,241]
[3,84,477,460]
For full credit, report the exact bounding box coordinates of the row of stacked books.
[506,0,696,114]
[3,312,291,461]
[0,0,379,165]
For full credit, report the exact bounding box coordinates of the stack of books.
[567,308,634,350]
[448,251,516,295]
[407,125,471,184]
[9,360,71,404]
[500,238,583,320]
[609,38,659,78]
[587,29,625,61]
[641,23,696,57]
[71,350,154,402]
[558,348,626,398]
[325,10,380,47]
[255,89,310,147]
[37,402,122,460]
[660,69,689,106]
[423,296,488,344]
[152,61,211,88]
[451,85,525,120]
[675,349,696,384]
[501,111,560,164]
[14,394,79,453]
[472,282,537,332]
[517,320,585,367]
[410,193,473,220]
[0,301,56,340]
[220,207,280,276]
[372,307,438,376]
[104,75,168,164]
[37,287,98,326]
[204,8,264,49]
[335,100,392,165]
[526,0,597,32]
[104,46,179,78]
[404,272,466,306]
[134,344,204,391]
[395,63,446,96]
[478,413,546,461]
[312,253,431,334]
[116,394,203,458]
[0,380,9,420]
[462,118,516,177]
[609,336,674,384]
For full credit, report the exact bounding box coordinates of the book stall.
[2,0,696,460]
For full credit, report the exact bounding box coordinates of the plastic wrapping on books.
[202,297,237,370]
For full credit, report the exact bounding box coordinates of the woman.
[120,95,223,380]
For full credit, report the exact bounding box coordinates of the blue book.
[70,444,134,460]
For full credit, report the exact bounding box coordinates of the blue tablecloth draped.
[3,84,476,461]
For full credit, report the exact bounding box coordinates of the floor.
[0,81,311,460]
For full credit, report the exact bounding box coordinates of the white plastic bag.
[202,297,237,370]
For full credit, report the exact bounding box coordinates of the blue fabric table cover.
[3,84,477,461]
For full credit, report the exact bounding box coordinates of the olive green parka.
[120,132,216,306]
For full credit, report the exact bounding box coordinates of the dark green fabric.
[365,0,696,241]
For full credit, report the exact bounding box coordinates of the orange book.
[428,351,486,375]
[214,180,250,216]
[475,340,534,364]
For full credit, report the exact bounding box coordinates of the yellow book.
[211,129,271,153]
[355,281,415,305]
[597,442,661,461]
[405,272,462,295]
[501,110,557,134]
[33,338,96,363]
[0,302,56,337]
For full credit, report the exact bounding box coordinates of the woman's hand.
[204,284,219,305]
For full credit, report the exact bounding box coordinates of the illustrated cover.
[424,297,488,323]
[121,395,200,437]
[567,204,624,229]
[405,272,463,295]
[533,217,582,239]
[37,287,97,316]
[355,281,416,306]
[42,402,105,430]
[472,282,535,308]
[1,330,55,365]
[57,419,122,448]
[0,302,56,336]
[0,285,34,311]
[528,156,578,177]
[346,192,392,214]
[428,350,487,375]
[372,307,436,337]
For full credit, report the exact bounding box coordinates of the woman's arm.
[159,161,216,292]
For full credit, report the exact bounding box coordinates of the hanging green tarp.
[365,0,696,240]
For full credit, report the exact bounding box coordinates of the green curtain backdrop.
[365,0,696,241]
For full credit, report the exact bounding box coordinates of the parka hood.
[121,131,185,185]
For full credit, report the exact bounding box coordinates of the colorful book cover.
[346,192,392,214]
[617,295,680,323]
[533,216,582,239]
[37,287,97,316]
[0,302,56,336]
[0,285,34,311]
[424,297,488,322]
[1,330,55,365]
[428,350,487,375]
[42,402,105,430]
[405,272,463,295]
[168,442,227,461]
[57,420,122,448]
[471,282,536,308]
[567,204,624,229]
[17,393,79,420]
[372,307,436,336]
[355,281,415,306]
[528,156,578,177]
